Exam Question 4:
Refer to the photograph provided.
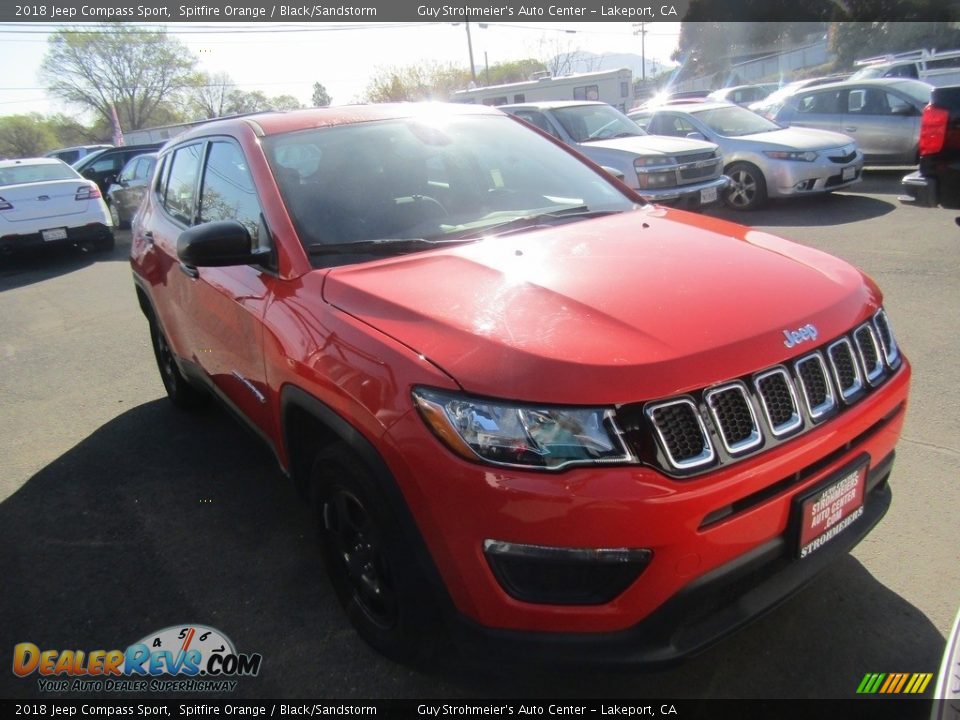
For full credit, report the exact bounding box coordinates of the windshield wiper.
[446,206,623,240]
[306,237,477,257]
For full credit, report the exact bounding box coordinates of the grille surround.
[634,312,902,477]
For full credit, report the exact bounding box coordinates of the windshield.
[690,105,782,136]
[0,162,80,187]
[549,104,645,143]
[263,113,637,262]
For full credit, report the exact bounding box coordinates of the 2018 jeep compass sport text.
[130,104,910,665]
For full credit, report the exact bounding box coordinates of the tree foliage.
[312,82,332,107]
[829,22,960,67]
[0,115,57,158]
[40,24,197,131]
[363,61,468,102]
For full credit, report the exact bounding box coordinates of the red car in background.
[130,104,910,665]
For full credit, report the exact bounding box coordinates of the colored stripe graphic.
[857,672,933,694]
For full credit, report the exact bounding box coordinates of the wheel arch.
[279,384,455,614]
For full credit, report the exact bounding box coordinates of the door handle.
[843,126,857,132]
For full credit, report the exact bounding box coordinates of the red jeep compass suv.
[130,104,910,665]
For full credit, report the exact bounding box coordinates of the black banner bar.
[0,0,958,23]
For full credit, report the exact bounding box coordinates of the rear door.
[841,86,920,163]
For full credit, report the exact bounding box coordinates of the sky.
[0,21,681,120]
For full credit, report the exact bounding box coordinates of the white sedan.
[0,157,114,257]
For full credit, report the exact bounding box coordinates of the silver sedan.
[629,102,864,210]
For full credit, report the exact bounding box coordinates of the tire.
[724,162,768,210]
[108,201,128,230]
[149,320,207,409]
[311,443,439,664]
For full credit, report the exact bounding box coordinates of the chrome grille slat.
[794,352,837,420]
[754,367,803,438]
[827,338,863,402]
[704,382,762,455]
[645,399,715,470]
[854,323,885,385]
[873,309,899,367]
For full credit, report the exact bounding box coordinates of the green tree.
[186,71,234,119]
[312,82,332,107]
[0,114,56,158]
[363,62,469,102]
[40,23,196,131]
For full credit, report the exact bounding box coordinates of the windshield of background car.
[0,162,80,186]
[549,105,645,142]
[262,114,638,260]
[690,105,782,136]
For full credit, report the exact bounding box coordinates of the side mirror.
[686,131,707,141]
[82,169,97,180]
[177,220,268,268]
[601,165,626,181]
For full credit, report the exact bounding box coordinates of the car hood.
[582,135,718,156]
[322,208,879,405]
[738,126,856,151]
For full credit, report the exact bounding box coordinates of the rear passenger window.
[199,141,263,248]
[163,144,203,225]
[796,90,840,114]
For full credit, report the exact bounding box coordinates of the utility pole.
[633,22,647,81]
[465,21,477,84]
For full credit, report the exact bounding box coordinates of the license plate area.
[842,166,856,181]
[700,186,718,204]
[794,456,868,559]
[41,227,68,242]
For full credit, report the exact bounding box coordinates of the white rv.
[452,68,634,112]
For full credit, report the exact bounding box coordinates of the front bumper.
[639,174,730,208]
[381,359,909,663]
[767,156,864,197]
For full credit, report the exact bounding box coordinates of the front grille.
[627,313,902,476]
[754,368,802,437]
[827,338,863,402]
[645,399,714,470]
[873,309,899,367]
[705,383,762,455]
[794,353,836,420]
[828,151,858,164]
[677,158,721,185]
[678,151,716,164]
[854,324,884,385]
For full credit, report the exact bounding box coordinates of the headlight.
[634,156,674,169]
[412,388,634,470]
[763,150,818,162]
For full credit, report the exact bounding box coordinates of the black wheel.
[108,201,128,230]
[724,162,768,210]
[149,320,206,409]
[311,444,439,663]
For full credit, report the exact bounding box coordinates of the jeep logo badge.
[783,323,818,348]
